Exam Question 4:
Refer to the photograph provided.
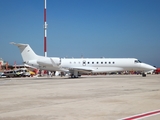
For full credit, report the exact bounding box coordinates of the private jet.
[11,42,156,78]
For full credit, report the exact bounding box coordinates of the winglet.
[50,58,57,66]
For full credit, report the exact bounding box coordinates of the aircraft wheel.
[71,75,75,78]
[142,73,146,77]
[71,75,78,78]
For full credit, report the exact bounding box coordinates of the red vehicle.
[155,68,160,74]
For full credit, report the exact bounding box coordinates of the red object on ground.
[155,68,160,74]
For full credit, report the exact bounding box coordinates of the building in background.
[0,58,4,70]
[0,58,4,65]
[0,58,10,70]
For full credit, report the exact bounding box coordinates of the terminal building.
[0,58,10,70]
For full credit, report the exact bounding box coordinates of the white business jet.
[11,42,156,78]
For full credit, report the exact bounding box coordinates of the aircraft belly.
[92,67,124,73]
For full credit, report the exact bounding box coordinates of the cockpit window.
[134,60,141,63]
[138,60,141,63]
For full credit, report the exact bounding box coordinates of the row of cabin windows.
[88,61,115,64]
[70,61,115,64]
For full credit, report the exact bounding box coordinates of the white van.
[15,68,30,77]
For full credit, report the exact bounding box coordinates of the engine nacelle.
[50,57,61,66]
[27,60,38,66]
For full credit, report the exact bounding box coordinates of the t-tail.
[10,42,39,62]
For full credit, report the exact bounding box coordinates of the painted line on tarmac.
[120,109,160,120]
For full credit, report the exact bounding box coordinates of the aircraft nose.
[141,63,156,70]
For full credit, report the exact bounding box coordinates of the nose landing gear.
[142,73,146,77]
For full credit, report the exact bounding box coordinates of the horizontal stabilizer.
[10,42,28,47]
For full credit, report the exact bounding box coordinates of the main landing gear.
[70,70,81,78]
[71,74,79,78]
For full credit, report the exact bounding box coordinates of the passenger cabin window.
[105,62,107,64]
[101,62,103,64]
[83,61,86,65]
[109,62,111,64]
[97,62,99,64]
[88,62,89,64]
[113,62,115,64]
[92,62,94,64]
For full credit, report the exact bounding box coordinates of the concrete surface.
[0,75,160,120]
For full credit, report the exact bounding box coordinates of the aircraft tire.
[142,73,146,77]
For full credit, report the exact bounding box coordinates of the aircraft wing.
[68,67,93,73]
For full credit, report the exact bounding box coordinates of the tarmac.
[0,74,160,120]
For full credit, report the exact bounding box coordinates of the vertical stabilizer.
[10,42,38,62]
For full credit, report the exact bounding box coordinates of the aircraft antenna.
[44,0,47,57]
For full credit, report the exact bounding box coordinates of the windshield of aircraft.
[134,59,142,63]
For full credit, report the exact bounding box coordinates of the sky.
[0,0,160,67]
